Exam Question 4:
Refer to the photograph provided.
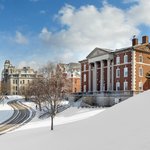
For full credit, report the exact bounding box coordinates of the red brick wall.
[135,51,150,91]
[114,51,132,90]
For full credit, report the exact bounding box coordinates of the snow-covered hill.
[0,90,150,150]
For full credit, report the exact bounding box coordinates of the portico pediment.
[86,47,113,59]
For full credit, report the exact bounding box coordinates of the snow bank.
[0,90,150,150]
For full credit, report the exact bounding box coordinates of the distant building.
[1,60,38,95]
[58,63,81,93]
[79,35,150,94]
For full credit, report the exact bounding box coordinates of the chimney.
[142,35,149,44]
[132,38,138,46]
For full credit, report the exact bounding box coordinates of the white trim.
[114,62,131,66]
[136,62,150,66]
[131,50,136,91]
[88,54,113,63]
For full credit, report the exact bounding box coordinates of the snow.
[0,90,150,150]
[0,95,23,124]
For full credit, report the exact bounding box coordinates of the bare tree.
[39,62,72,130]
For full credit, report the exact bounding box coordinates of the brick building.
[80,36,150,94]
[57,63,81,93]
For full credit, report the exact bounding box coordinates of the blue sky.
[0,0,150,73]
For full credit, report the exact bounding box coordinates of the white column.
[88,64,91,92]
[93,62,97,92]
[100,60,104,91]
[111,60,114,91]
[107,59,110,91]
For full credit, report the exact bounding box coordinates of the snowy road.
[0,100,35,135]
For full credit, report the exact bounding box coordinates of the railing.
[72,90,143,97]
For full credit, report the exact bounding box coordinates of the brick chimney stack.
[142,35,149,44]
[132,37,138,46]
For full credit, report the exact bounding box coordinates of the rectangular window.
[124,81,128,90]
[139,82,143,91]
[139,67,143,77]
[116,56,120,64]
[84,64,86,71]
[84,85,86,92]
[16,80,18,84]
[23,80,25,84]
[124,67,128,77]
[124,54,128,63]
[139,55,143,63]
[13,80,15,84]
[116,82,120,91]
[116,68,120,78]
[84,74,86,82]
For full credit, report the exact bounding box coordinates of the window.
[139,67,143,77]
[84,64,86,71]
[84,85,86,92]
[116,68,120,78]
[23,80,25,84]
[124,81,128,90]
[16,80,18,84]
[124,54,128,63]
[116,81,120,91]
[84,74,86,82]
[74,88,77,93]
[139,82,143,91]
[139,55,143,63]
[13,80,15,84]
[124,67,128,77]
[116,56,120,64]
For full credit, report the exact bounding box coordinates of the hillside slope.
[0,90,150,150]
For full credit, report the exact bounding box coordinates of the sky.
[0,0,150,73]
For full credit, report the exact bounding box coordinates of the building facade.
[57,63,81,93]
[80,36,150,94]
[1,60,38,95]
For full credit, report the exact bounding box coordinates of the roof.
[86,47,114,59]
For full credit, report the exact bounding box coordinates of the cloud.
[14,31,28,45]
[18,60,39,71]
[127,0,150,26]
[39,3,141,61]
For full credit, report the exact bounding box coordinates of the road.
[0,100,35,135]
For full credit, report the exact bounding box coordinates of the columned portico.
[87,47,114,93]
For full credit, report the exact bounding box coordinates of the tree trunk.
[51,115,54,130]
[39,101,42,111]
